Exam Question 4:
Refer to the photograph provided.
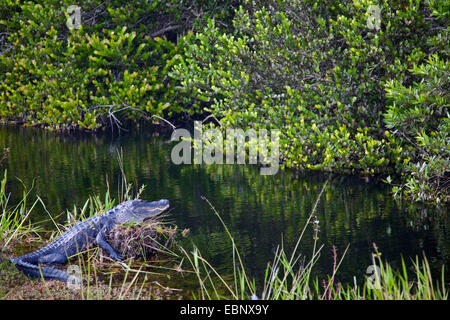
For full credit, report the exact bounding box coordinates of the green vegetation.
[1,172,447,300]
[1,0,449,286]
[0,0,237,129]
[0,170,43,249]
[1,0,447,202]
[0,166,184,299]
[171,0,449,203]
[176,183,448,300]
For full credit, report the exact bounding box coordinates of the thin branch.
[150,25,180,38]
[150,115,176,130]
[202,114,223,127]
[83,104,177,133]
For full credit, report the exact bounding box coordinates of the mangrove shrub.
[170,0,449,202]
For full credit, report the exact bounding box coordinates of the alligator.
[10,199,170,282]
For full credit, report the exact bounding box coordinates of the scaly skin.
[10,199,169,282]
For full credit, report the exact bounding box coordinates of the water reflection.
[1,125,448,286]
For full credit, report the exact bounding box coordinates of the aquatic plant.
[180,180,448,300]
[0,170,42,250]
[179,181,331,299]
[0,152,183,300]
[334,244,448,300]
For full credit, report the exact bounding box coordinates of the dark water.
[1,125,449,289]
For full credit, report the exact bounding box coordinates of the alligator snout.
[140,199,170,214]
[155,199,170,207]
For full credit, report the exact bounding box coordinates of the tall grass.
[1,151,181,300]
[0,170,42,249]
[335,244,448,300]
[179,179,448,300]
[2,160,447,300]
[178,180,331,300]
[48,180,181,300]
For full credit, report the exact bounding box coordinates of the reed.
[1,152,181,300]
[333,244,448,300]
[2,166,447,300]
[179,179,448,300]
[0,170,42,250]
[179,180,333,300]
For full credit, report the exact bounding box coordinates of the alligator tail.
[10,258,72,282]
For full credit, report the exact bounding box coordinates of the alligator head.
[114,199,170,225]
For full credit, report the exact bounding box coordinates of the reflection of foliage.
[1,126,447,286]
[0,126,173,220]
[0,148,8,166]
[1,0,448,203]
[187,164,449,285]
[171,0,449,203]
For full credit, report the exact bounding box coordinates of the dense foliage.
[171,0,449,203]
[0,0,237,129]
[0,0,448,202]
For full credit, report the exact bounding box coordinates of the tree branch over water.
[85,104,176,134]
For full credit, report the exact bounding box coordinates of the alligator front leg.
[95,226,125,261]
